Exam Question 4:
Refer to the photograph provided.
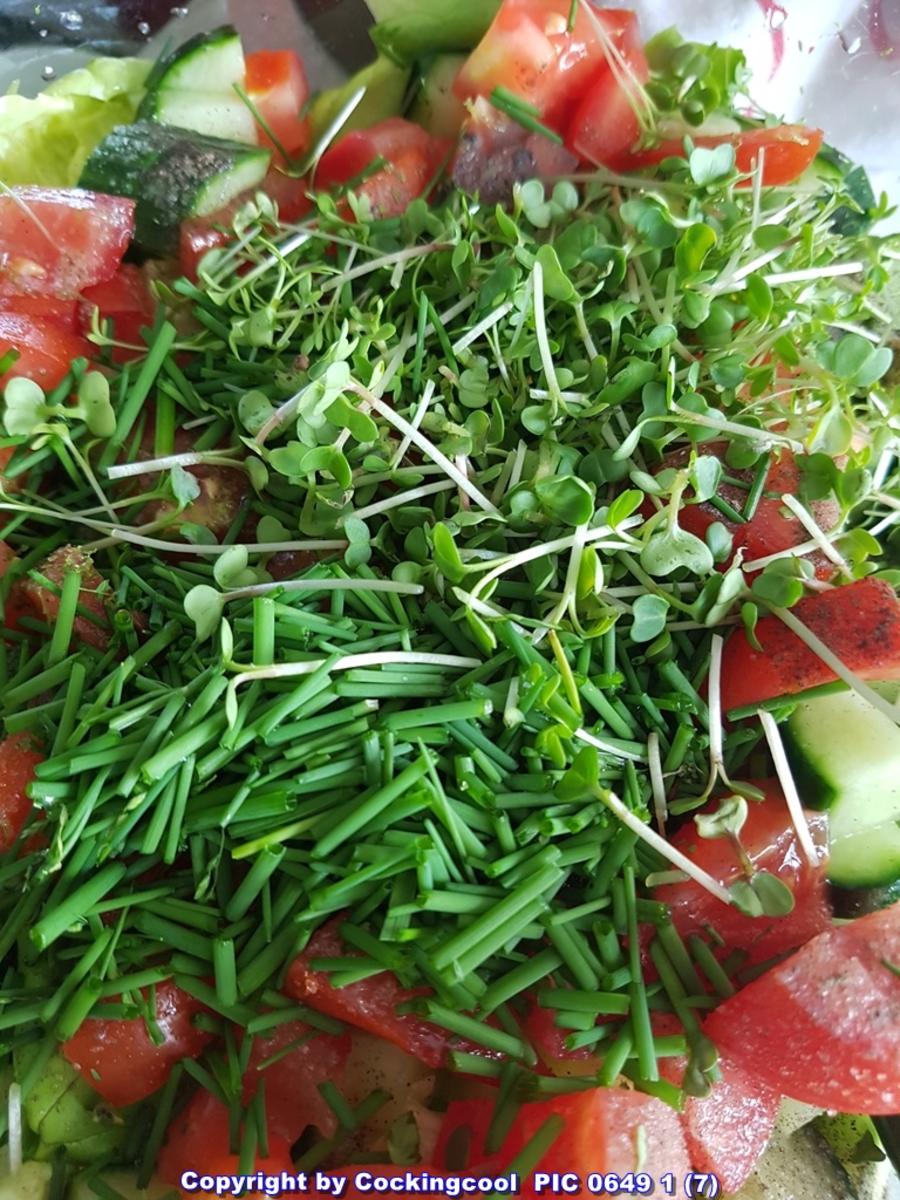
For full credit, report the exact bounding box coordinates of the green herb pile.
[0,132,897,1180]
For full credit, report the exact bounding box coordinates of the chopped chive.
[624,863,657,1083]
[317,1081,358,1130]
[213,937,238,1008]
[706,492,748,524]
[31,864,127,951]
[598,1023,634,1086]
[537,989,630,1015]
[742,455,771,520]
[420,1000,533,1060]
[657,919,705,996]
[479,949,563,1014]
[688,935,736,998]
[504,1113,566,1177]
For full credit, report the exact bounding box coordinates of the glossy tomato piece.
[455,1,638,131]
[452,97,577,204]
[655,1015,778,1195]
[284,918,453,1068]
[720,577,900,713]
[674,446,840,579]
[79,264,154,361]
[159,1090,294,1198]
[705,903,900,1113]
[21,545,112,650]
[245,49,311,160]
[624,124,823,186]
[0,314,91,390]
[315,118,448,220]
[179,169,311,279]
[0,294,77,331]
[62,980,212,1107]
[0,732,43,852]
[241,1019,352,1141]
[0,187,134,298]
[566,12,649,167]
[434,1092,691,1197]
[655,780,830,967]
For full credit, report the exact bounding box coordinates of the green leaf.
[689,455,723,503]
[607,489,643,527]
[689,143,735,186]
[750,569,804,609]
[740,601,764,652]
[534,475,595,527]
[327,395,378,443]
[269,442,308,478]
[557,746,600,802]
[630,593,669,643]
[752,223,791,250]
[77,371,116,438]
[214,545,255,590]
[171,465,201,508]
[641,526,715,577]
[744,274,773,323]
[705,522,734,565]
[749,870,795,916]
[536,243,578,303]
[238,389,276,436]
[729,878,764,917]
[432,523,466,584]
[257,514,291,543]
[184,585,224,641]
[695,794,748,840]
[675,222,717,277]
[3,376,48,437]
[343,515,372,569]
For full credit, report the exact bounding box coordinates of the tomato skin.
[655,780,830,967]
[565,13,649,167]
[673,446,840,579]
[62,980,213,1108]
[316,118,448,220]
[434,1092,691,1197]
[159,1090,294,1198]
[455,1,638,132]
[245,49,311,159]
[705,903,900,1113]
[0,732,43,852]
[656,1022,778,1195]
[0,294,77,331]
[79,264,154,361]
[0,187,134,298]
[284,918,453,1068]
[720,577,900,713]
[241,1020,352,1141]
[623,124,823,185]
[0,313,91,390]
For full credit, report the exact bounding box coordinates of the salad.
[0,1,898,1197]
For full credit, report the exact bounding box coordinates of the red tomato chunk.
[0,187,134,298]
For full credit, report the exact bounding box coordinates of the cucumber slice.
[309,55,411,144]
[784,689,900,888]
[80,121,270,257]
[408,54,467,139]
[138,26,256,144]
[365,0,501,63]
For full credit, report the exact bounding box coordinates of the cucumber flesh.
[309,55,411,144]
[784,688,900,888]
[139,26,256,144]
[408,54,467,139]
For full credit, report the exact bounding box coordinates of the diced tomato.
[158,1090,294,1198]
[566,13,650,168]
[245,49,311,160]
[434,1092,691,1197]
[21,545,112,650]
[521,996,600,1076]
[0,187,134,298]
[315,118,448,221]
[0,314,91,390]
[673,446,840,579]
[655,780,830,967]
[656,1015,778,1194]
[720,577,900,713]
[455,1,639,133]
[79,264,155,362]
[179,169,311,279]
[706,903,900,1113]
[0,732,43,852]
[0,294,77,331]
[62,980,213,1108]
[623,124,823,186]
[285,918,460,1069]
[452,97,578,204]
[241,1020,352,1141]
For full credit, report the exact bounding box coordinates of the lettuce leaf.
[0,57,150,187]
